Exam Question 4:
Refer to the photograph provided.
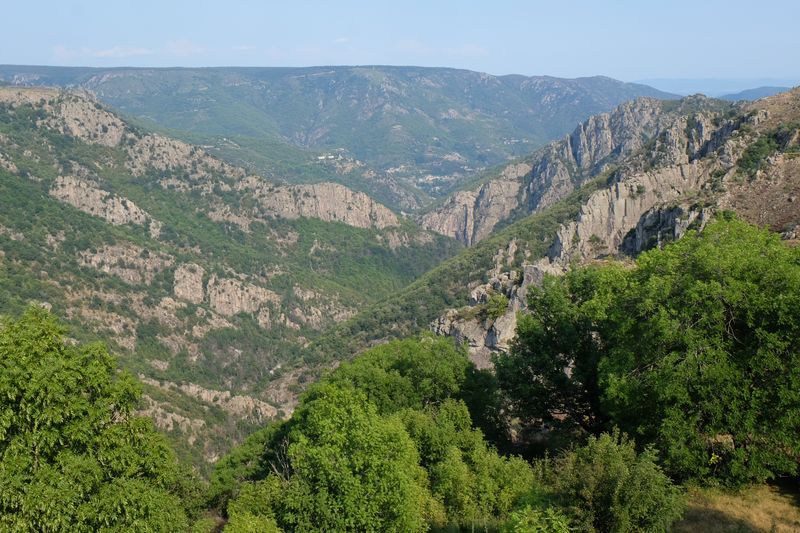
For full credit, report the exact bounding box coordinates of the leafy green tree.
[224,477,283,532]
[218,337,531,531]
[553,432,683,532]
[501,218,800,485]
[222,384,434,532]
[209,421,289,510]
[326,334,509,445]
[0,306,193,531]
[599,219,800,483]
[280,385,432,532]
[401,399,534,529]
[323,334,471,414]
[497,264,625,433]
[484,292,510,321]
[224,513,281,532]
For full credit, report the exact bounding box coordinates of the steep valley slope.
[0,87,460,469]
[3,82,798,476]
[316,88,800,368]
[420,95,737,244]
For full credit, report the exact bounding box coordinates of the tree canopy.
[0,306,196,531]
[498,218,800,484]
[217,336,535,531]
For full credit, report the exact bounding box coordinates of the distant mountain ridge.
[0,65,676,206]
[720,86,792,101]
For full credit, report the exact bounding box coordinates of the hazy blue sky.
[3,0,798,83]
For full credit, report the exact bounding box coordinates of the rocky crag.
[421,97,735,245]
[431,90,800,367]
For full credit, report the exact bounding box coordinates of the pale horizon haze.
[2,0,799,92]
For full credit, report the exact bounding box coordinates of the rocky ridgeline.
[430,96,791,367]
[421,97,736,245]
[0,87,399,232]
[236,177,399,230]
[50,176,163,238]
[0,87,127,147]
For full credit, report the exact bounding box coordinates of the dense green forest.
[2,217,798,531]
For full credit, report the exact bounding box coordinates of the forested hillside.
[4,217,799,530]
[0,86,459,467]
[1,83,799,531]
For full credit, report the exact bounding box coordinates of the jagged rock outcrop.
[0,151,18,173]
[286,286,356,330]
[140,376,277,422]
[0,87,127,147]
[422,97,732,245]
[421,163,529,244]
[532,110,733,274]
[207,274,281,318]
[173,263,205,304]
[430,97,764,364]
[139,377,277,460]
[79,244,174,285]
[178,382,277,421]
[0,224,24,241]
[620,205,709,255]
[140,395,206,435]
[46,95,128,147]
[50,175,162,237]
[237,177,400,229]
[430,242,523,368]
[127,133,239,180]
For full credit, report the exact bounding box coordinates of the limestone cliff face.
[49,176,162,238]
[237,177,400,229]
[79,244,174,285]
[48,95,127,147]
[126,133,240,181]
[173,263,205,305]
[429,98,760,365]
[0,87,126,147]
[431,242,522,368]
[141,376,277,422]
[207,275,281,317]
[420,164,529,244]
[620,205,709,256]
[422,97,724,245]
[533,111,734,274]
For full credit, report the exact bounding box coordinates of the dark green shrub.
[553,432,684,532]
